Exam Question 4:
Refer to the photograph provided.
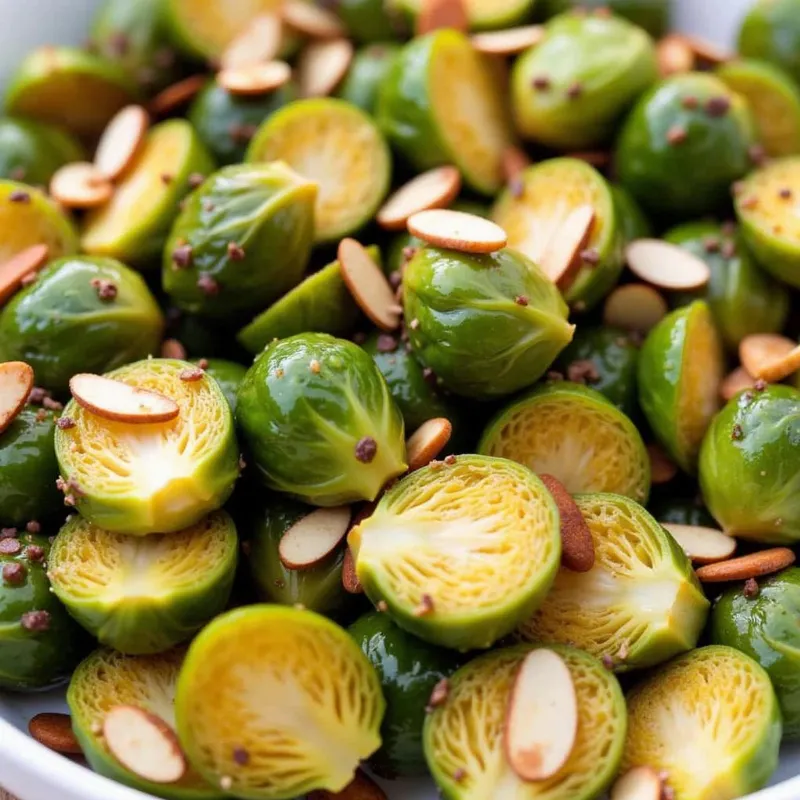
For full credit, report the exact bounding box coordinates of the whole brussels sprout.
[0,116,82,185]
[200,358,246,413]
[738,0,800,86]
[540,0,669,37]
[338,44,401,115]
[700,384,800,544]
[338,0,407,41]
[237,333,407,506]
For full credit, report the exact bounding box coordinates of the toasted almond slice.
[218,60,292,96]
[28,713,82,755]
[297,38,354,98]
[565,150,611,168]
[678,33,731,65]
[342,546,364,594]
[625,239,711,291]
[603,283,668,334]
[221,13,283,69]
[408,209,507,254]
[94,105,149,181]
[279,506,351,570]
[282,0,345,38]
[148,74,207,116]
[0,361,34,435]
[539,474,594,573]
[504,649,578,781]
[377,167,461,231]
[103,705,186,784]
[417,0,469,35]
[0,244,49,305]
[739,333,800,382]
[657,35,695,76]
[339,238,401,331]
[502,145,531,189]
[611,766,664,800]
[471,25,545,56]
[69,373,179,424]
[695,547,796,583]
[50,162,113,209]
[406,418,453,471]
[662,523,737,565]
[646,443,677,485]
[308,768,387,800]
[720,366,756,402]
[539,205,595,288]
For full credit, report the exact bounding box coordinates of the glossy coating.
[201,359,246,413]
[0,116,82,185]
[338,44,401,114]
[738,0,800,85]
[541,0,669,36]
[338,0,406,42]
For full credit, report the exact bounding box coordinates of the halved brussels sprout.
[49,511,238,654]
[338,44,401,115]
[541,0,669,37]
[349,455,561,651]
[424,644,626,800]
[611,183,652,242]
[338,0,406,42]
[0,116,82,185]
[403,246,574,400]
[623,645,782,799]
[175,605,384,798]
[200,359,246,413]
[163,163,316,319]
[236,333,406,506]
[700,384,800,544]
[394,0,534,29]
[68,647,225,800]
[0,255,164,393]
[738,0,800,86]
[518,493,709,671]
[638,300,724,474]
[247,98,391,243]
[55,358,239,535]
[480,382,650,502]
[512,13,657,150]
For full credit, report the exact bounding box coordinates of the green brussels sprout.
[200,359,246,413]
[0,256,164,393]
[168,312,230,360]
[393,0,534,29]
[616,72,757,220]
[424,644,627,800]
[512,12,658,150]
[0,532,87,691]
[338,0,407,42]
[610,183,652,242]
[664,221,790,350]
[163,163,316,319]
[338,44,401,115]
[403,246,574,400]
[738,0,800,86]
[647,495,717,528]
[0,407,61,528]
[0,116,82,185]
[175,605,385,798]
[237,333,407,506]
[699,384,800,544]
[540,0,669,37]
[49,511,238,655]
[55,358,240,535]
[350,455,561,651]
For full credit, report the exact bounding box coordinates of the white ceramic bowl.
[1,1,799,799]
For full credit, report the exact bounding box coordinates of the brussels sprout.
[350,455,561,651]
[338,44,401,115]
[616,73,757,219]
[648,494,717,528]
[188,78,296,166]
[68,647,225,800]
[237,334,406,505]
[338,0,406,42]
[377,29,514,195]
[0,532,87,691]
[638,300,724,474]
[611,183,652,242]
[699,384,800,544]
[492,158,624,312]
[424,644,626,800]
[0,116,82,185]
[247,98,391,243]
[664,221,790,351]
[49,511,238,654]
[168,313,231,360]
[0,256,164,393]
[512,12,657,150]
[738,0,800,86]
[540,0,669,37]
[175,605,384,798]
[519,493,709,670]
[623,645,781,799]
[0,407,61,528]
[200,359,246,413]
[163,163,315,319]
[55,358,240,535]
[480,382,650,501]
[5,46,137,139]
[394,0,535,29]
[82,119,215,267]
[403,246,574,400]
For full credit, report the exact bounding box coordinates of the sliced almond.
[603,283,668,334]
[539,205,595,289]
[282,0,345,38]
[539,474,594,573]
[417,0,469,35]
[0,244,49,305]
[502,145,531,189]
[279,506,351,570]
[647,443,677,485]
[678,34,731,65]
[28,713,82,755]
[308,768,387,800]
[504,649,578,781]
[221,13,283,69]
[50,162,113,209]
[377,167,461,231]
[342,546,364,594]
[0,361,34,435]
[339,238,401,331]
[103,705,186,784]
[69,373,179,424]
[148,74,207,116]
[297,39,354,98]
[408,209,507,254]
[657,35,695,77]
[406,418,453,471]
[720,366,755,402]
[695,547,796,583]
[218,60,292,96]
[611,766,664,800]
[625,239,711,291]
[739,333,800,382]
[471,25,545,56]
[94,105,149,181]
[662,523,737,565]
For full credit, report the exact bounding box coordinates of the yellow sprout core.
[739,158,800,242]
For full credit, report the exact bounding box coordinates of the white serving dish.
[0,1,799,798]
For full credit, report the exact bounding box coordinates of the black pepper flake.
[580,247,600,265]
[402,246,418,263]
[232,747,250,766]
[56,417,76,430]
[515,294,529,306]
[422,367,437,386]
[567,359,600,384]
[779,187,793,200]
[188,172,205,189]
[172,244,193,269]
[376,334,398,353]
[681,95,698,110]
[2,562,25,585]
[705,95,731,117]
[26,545,45,562]
[566,81,583,99]
[28,388,49,407]
[21,610,51,632]
[743,578,759,598]
[413,593,435,617]
[426,678,449,712]
[227,242,246,261]
[601,654,615,670]
[731,423,743,440]
[444,455,456,465]
[748,143,768,166]
[180,367,205,382]
[754,378,767,391]
[25,520,41,534]
[197,275,220,296]
[388,270,403,290]
[703,236,720,253]
[0,538,22,555]
[452,768,467,783]
[9,190,30,203]
[547,370,565,382]
[160,173,173,185]
[666,125,687,146]
[355,436,377,463]
[90,277,118,301]
[532,75,551,91]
